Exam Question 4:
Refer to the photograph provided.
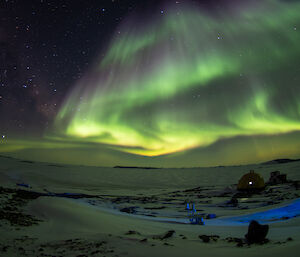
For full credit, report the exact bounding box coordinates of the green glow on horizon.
[53,0,300,157]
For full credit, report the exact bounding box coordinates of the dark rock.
[227,197,238,206]
[293,181,300,190]
[199,235,210,243]
[16,183,30,188]
[144,206,165,210]
[211,235,220,241]
[95,241,107,247]
[120,207,137,214]
[90,250,101,255]
[3,206,17,212]
[14,189,42,200]
[0,209,40,226]
[1,246,8,252]
[152,230,175,240]
[236,241,244,247]
[140,238,147,243]
[225,237,245,246]
[125,230,140,235]
[198,234,219,242]
[225,237,240,243]
[145,214,156,217]
[245,220,269,244]
[161,230,175,240]
[287,237,293,241]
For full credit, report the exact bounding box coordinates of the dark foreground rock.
[152,230,175,240]
[0,187,42,226]
[225,237,246,247]
[245,220,269,244]
[120,207,137,214]
[125,230,141,235]
[161,230,175,240]
[199,235,220,243]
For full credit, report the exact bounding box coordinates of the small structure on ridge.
[237,170,265,191]
[268,171,287,185]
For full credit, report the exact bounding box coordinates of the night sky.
[1,0,300,167]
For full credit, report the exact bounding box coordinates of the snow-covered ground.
[1,155,300,257]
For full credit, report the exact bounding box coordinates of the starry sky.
[1,0,300,167]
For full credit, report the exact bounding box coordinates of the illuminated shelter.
[237,170,265,191]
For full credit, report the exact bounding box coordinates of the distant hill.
[261,158,300,165]
[114,166,158,169]
[0,155,14,160]
[2,154,300,169]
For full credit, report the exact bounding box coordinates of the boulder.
[245,220,269,244]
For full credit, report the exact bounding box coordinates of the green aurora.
[1,0,300,167]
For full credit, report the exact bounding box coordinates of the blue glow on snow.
[76,198,300,226]
[211,198,300,226]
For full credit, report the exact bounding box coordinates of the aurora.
[53,0,300,158]
[2,0,300,168]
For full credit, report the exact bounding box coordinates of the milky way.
[53,0,300,159]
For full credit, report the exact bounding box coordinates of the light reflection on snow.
[77,197,300,226]
[212,199,300,226]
